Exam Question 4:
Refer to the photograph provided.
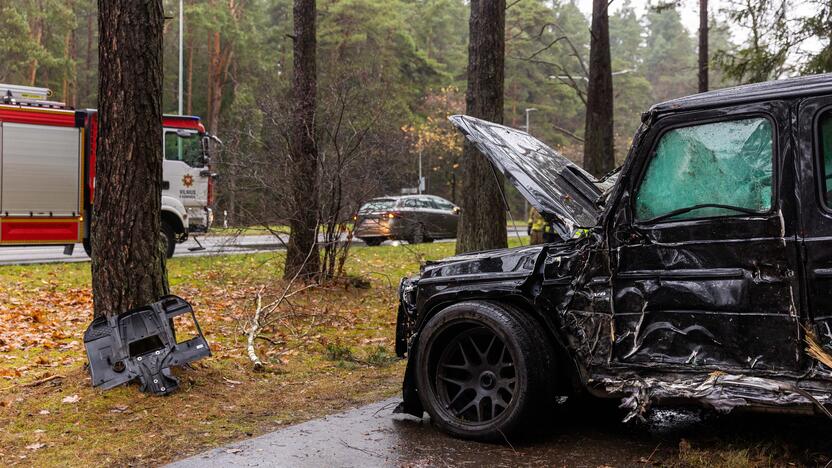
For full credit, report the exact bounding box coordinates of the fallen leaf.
[25,443,45,451]
[222,377,243,385]
[225,448,243,454]
[38,409,50,415]
[109,405,129,413]
[61,395,80,404]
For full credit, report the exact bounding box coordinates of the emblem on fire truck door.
[182,174,194,187]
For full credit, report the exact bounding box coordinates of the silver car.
[354,195,459,246]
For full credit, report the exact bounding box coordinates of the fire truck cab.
[0,83,215,258]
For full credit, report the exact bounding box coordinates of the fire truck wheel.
[82,238,92,258]
[161,221,176,258]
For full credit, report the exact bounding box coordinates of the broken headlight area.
[83,295,211,395]
[395,277,419,357]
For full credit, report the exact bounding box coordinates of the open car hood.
[449,115,602,238]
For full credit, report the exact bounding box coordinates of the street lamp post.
[418,148,423,194]
[524,107,537,133]
[178,0,184,116]
[176,0,185,162]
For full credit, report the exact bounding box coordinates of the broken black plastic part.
[83,295,211,395]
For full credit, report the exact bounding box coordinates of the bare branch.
[552,124,584,142]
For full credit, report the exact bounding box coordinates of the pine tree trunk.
[82,12,94,106]
[28,21,42,85]
[284,0,320,279]
[698,0,709,93]
[583,0,614,177]
[92,0,168,319]
[208,32,222,135]
[455,0,507,254]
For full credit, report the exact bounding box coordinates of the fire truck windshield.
[164,129,206,168]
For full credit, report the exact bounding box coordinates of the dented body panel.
[397,74,832,422]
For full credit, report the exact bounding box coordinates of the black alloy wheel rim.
[434,325,517,425]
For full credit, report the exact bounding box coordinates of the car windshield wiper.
[647,203,762,224]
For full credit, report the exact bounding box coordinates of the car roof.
[649,73,832,115]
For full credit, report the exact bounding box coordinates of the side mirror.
[453,206,461,214]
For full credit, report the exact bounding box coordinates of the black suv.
[395,74,832,440]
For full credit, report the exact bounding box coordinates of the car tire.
[161,221,176,258]
[361,237,384,247]
[409,224,425,244]
[414,301,553,441]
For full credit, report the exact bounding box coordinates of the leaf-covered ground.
[0,241,456,466]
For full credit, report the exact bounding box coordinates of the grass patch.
[0,240,464,466]
[324,340,355,362]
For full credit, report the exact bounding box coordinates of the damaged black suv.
[395,74,832,440]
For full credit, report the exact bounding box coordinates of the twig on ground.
[245,234,318,369]
[22,374,63,387]
[247,291,266,371]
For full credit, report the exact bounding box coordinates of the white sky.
[572,0,821,63]
[572,0,725,34]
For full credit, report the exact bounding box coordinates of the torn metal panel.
[84,295,211,395]
[592,371,832,422]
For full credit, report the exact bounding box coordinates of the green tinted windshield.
[819,113,832,206]
[635,118,773,222]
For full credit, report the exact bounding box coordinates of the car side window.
[417,198,436,208]
[817,111,832,207]
[434,199,455,210]
[402,198,418,208]
[635,117,774,222]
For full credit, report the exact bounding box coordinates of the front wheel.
[414,301,553,440]
[160,221,176,258]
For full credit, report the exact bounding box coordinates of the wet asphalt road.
[168,397,832,467]
[0,235,285,265]
[168,398,660,467]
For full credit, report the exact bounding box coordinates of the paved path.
[0,229,526,265]
[168,398,669,467]
[168,397,831,467]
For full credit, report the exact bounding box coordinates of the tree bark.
[92,0,168,318]
[81,11,94,106]
[455,0,507,254]
[698,0,709,93]
[284,0,320,279]
[28,9,43,86]
[583,0,614,177]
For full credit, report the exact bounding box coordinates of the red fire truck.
[0,83,216,258]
